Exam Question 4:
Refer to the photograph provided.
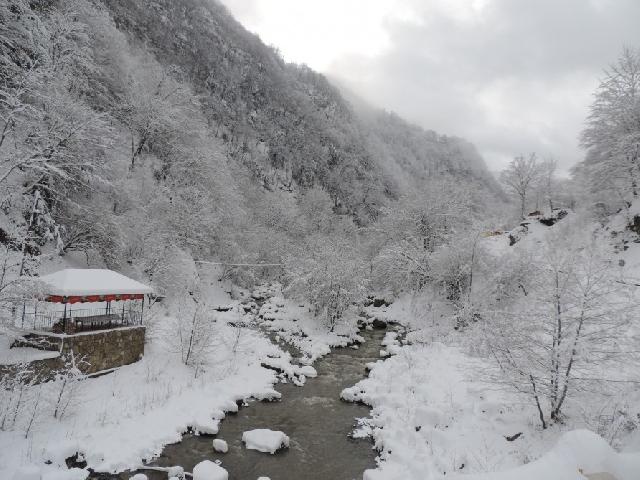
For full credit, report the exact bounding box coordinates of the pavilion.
[22,268,153,334]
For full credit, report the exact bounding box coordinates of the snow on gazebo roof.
[39,269,153,297]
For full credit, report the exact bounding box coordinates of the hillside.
[0,0,502,295]
[102,0,502,215]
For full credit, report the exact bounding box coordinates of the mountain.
[0,0,502,292]
[102,0,503,212]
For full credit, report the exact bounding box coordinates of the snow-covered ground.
[0,334,60,365]
[343,305,640,480]
[344,337,551,478]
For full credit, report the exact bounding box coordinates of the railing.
[18,307,143,333]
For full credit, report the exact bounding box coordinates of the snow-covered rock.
[166,466,184,477]
[212,438,229,453]
[257,477,271,480]
[192,460,228,480]
[242,429,290,454]
[296,365,317,378]
[129,474,148,480]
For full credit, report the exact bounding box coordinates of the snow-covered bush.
[164,296,220,377]
[285,233,366,331]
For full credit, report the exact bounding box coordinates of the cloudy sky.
[222,0,640,173]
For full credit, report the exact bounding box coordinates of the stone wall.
[61,326,145,374]
[3,327,145,380]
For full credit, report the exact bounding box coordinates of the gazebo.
[22,269,153,334]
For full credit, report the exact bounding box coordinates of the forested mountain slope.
[103,0,502,213]
[0,0,502,298]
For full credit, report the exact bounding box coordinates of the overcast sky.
[221,0,640,173]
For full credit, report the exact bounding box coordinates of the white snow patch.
[12,466,41,480]
[0,336,60,365]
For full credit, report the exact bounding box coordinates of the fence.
[18,306,143,333]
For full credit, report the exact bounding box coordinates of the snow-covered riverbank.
[342,294,640,480]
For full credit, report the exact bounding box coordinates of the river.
[91,326,386,480]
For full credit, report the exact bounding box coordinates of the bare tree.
[499,153,543,219]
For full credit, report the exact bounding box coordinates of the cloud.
[221,0,640,172]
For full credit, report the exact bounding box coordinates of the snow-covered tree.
[500,154,543,219]
[580,47,640,206]
[286,229,366,331]
[539,157,558,211]
[369,178,474,293]
[484,223,638,428]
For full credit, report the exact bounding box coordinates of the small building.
[10,269,153,375]
[22,268,153,334]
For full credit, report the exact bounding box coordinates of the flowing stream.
[91,327,386,480]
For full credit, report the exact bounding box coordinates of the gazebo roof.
[39,269,153,297]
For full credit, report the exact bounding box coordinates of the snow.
[212,438,228,453]
[452,430,640,480]
[346,335,640,480]
[12,466,42,480]
[296,365,317,377]
[0,335,60,365]
[128,474,148,480]
[166,466,184,477]
[242,429,290,454]
[257,286,363,363]
[192,460,228,480]
[38,269,153,296]
[343,339,564,478]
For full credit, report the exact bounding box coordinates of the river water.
[92,327,385,480]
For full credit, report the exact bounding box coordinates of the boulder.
[372,318,387,329]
